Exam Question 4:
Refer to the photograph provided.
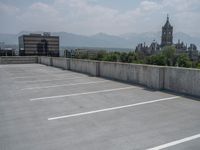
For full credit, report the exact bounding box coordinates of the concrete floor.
[0,64,200,150]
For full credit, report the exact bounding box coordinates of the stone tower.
[161,15,173,47]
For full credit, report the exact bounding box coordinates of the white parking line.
[13,75,52,79]
[0,65,38,69]
[48,96,179,120]
[30,86,138,101]
[17,76,87,83]
[21,80,109,90]
[13,73,79,79]
[147,133,200,150]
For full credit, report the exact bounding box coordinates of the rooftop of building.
[163,15,173,28]
[0,62,199,149]
[19,32,59,38]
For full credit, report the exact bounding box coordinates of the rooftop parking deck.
[0,64,200,150]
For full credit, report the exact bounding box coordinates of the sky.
[0,0,200,36]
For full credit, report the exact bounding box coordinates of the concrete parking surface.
[0,64,200,150]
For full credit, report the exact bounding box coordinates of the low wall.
[40,56,52,66]
[99,62,164,89]
[1,56,199,97]
[0,56,38,64]
[69,59,99,76]
[164,67,200,97]
[52,57,69,70]
[38,57,200,97]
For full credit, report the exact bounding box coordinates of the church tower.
[161,15,173,47]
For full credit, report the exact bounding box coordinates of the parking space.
[0,64,200,150]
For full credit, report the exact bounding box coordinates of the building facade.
[64,48,106,58]
[188,44,199,61]
[18,33,59,57]
[0,48,15,56]
[161,15,173,47]
[135,15,199,60]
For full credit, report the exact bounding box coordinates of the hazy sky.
[0,0,200,36]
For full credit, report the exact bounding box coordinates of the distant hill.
[0,31,199,49]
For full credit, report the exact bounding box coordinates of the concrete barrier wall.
[0,56,38,64]
[69,59,99,76]
[38,57,200,97]
[99,61,164,89]
[2,56,199,97]
[164,67,200,97]
[40,57,52,66]
[52,57,69,70]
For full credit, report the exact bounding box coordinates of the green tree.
[102,52,119,62]
[177,54,192,68]
[196,63,200,69]
[120,52,128,62]
[95,51,107,61]
[127,52,137,63]
[162,46,176,66]
[74,53,88,59]
[148,54,167,66]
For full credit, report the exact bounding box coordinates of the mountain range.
[0,31,199,50]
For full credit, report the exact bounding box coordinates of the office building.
[18,33,59,56]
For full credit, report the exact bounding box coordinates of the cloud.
[17,2,62,32]
[139,1,162,12]
[52,0,163,34]
[162,0,200,12]
[30,2,58,15]
[17,0,120,34]
[1,0,200,36]
[0,2,20,15]
[158,0,200,35]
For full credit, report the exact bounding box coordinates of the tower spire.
[161,14,173,47]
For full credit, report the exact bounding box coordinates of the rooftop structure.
[161,15,173,47]
[0,58,200,149]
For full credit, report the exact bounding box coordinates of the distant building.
[136,41,160,56]
[64,49,76,58]
[0,42,16,56]
[161,15,173,47]
[175,40,187,54]
[188,44,199,61]
[0,48,15,56]
[65,48,106,58]
[135,15,199,60]
[149,41,160,54]
[135,43,151,56]
[18,33,59,57]
[76,48,106,57]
